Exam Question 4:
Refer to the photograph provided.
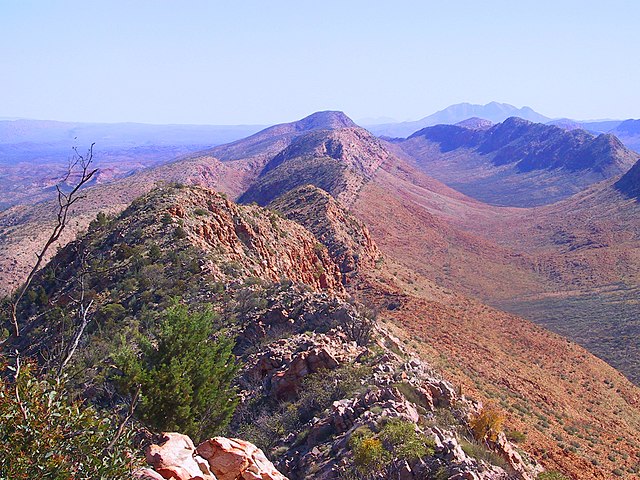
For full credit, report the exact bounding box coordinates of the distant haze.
[1,1,640,124]
[368,102,551,138]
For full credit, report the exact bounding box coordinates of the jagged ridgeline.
[9,184,343,377]
[4,183,544,479]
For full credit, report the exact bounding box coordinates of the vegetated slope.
[0,111,355,296]
[10,184,343,360]
[397,117,639,206]
[368,102,550,138]
[469,176,640,384]
[231,114,640,386]
[5,183,545,480]
[239,126,390,207]
[615,156,640,199]
[4,112,640,478]
[222,113,640,477]
[237,122,546,300]
[359,266,640,480]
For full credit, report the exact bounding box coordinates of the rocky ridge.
[135,306,543,480]
[269,184,381,278]
[614,158,640,199]
[239,127,390,207]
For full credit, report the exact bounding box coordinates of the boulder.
[197,437,288,480]
[145,432,215,480]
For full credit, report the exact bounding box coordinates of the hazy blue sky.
[1,0,639,124]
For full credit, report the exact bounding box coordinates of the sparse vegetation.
[537,472,570,480]
[348,419,436,477]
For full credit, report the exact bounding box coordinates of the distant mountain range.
[367,102,551,138]
[0,119,265,147]
[396,116,638,206]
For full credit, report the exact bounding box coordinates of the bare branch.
[9,143,97,338]
[13,350,28,421]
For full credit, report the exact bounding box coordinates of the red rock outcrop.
[141,433,288,480]
[164,187,344,293]
[145,432,215,480]
[197,437,288,480]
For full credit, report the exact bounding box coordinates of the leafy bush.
[469,405,504,442]
[506,429,526,443]
[0,360,138,479]
[116,301,239,442]
[379,418,435,460]
[349,428,389,473]
[347,419,436,477]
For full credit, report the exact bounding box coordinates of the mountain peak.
[294,111,357,131]
[500,116,534,127]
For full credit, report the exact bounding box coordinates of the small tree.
[117,301,239,442]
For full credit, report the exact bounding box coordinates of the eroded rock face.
[243,330,366,401]
[141,433,288,480]
[167,188,344,293]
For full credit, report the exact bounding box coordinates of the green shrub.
[379,418,435,460]
[116,301,239,442]
[0,360,138,479]
[347,420,436,476]
[174,226,187,239]
[460,438,509,469]
[537,472,570,480]
[349,428,389,473]
[193,207,209,216]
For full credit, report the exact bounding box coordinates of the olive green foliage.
[379,418,435,460]
[116,302,239,442]
[0,361,137,480]
[348,419,435,476]
[506,429,526,443]
[349,429,389,472]
[536,472,570,480]
[460,438,509,470]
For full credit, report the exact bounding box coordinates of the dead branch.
[9,143,97,338]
